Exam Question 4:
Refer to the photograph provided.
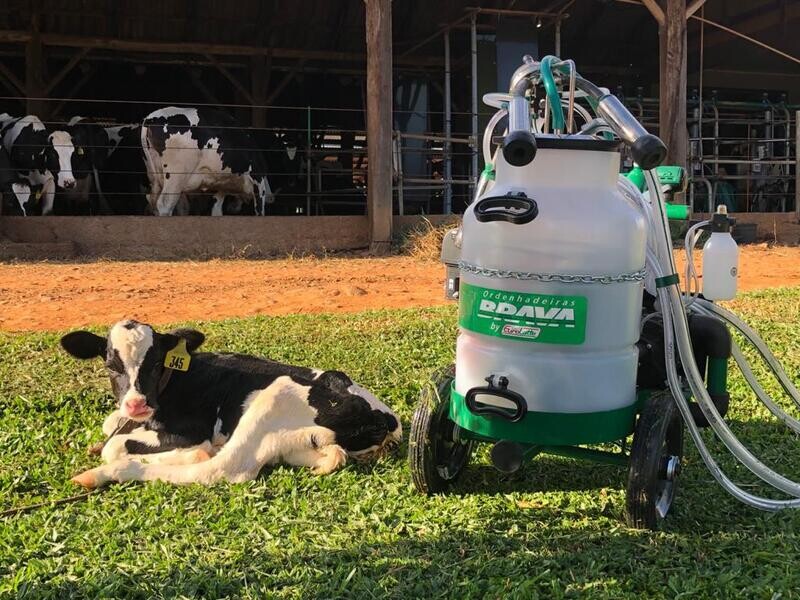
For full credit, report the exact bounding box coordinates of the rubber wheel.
[409,365,474,494]
[625,390,684,529]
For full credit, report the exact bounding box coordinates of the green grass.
[1,288,800,599]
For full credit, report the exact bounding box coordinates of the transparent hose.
[689,303,800,435]
[684,220,711,303]
[694,298,800,411]
[483,108,508,166]
[646,169,800,509]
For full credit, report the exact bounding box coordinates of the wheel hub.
[660,455,682,481]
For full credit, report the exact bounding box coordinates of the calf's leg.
[72,376,335,488]
[283,444,348,475]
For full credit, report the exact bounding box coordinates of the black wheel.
[626,390,684,529]
[409,365,475,494]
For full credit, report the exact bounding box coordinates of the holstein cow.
[0,114,78,215]
[60,319,402,487]
[99,124,151,215]
[0,145,41,216]
[55,117,116,214]
[141,107,274,216]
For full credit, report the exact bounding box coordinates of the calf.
[60,320,401,488]
[0,114,79,214]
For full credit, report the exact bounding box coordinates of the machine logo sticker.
[459,283,588,344]
[501,324,541,339]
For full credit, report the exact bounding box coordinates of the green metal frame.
[447,357,730,469]
[450,384,642,447]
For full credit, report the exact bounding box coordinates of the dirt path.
[1,245,799,332]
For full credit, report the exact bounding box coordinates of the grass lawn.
[1,288,800,599]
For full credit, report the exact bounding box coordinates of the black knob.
[502,130,537,167]
[631,134,667,170]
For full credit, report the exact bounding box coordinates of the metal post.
[470,12,479,192]
[395,131,404,216]
[795,111,799,222]
[444,29,453,214]
[306,105,312,215]
[555,17,561,56]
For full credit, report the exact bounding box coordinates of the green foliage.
[1,292,799,599]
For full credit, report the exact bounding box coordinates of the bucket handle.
[474,193,538,225]
[465,376,528,422]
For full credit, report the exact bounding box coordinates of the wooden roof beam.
[0,30,443,67]
[204,53,254,104]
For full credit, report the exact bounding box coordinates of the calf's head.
[60,320,205,421]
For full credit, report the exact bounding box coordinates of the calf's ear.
[60,331,106,359]
[167,328,205,353]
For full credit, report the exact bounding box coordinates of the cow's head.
[60,320,205,421]
[45,130,77,189]
[67,121,108,176]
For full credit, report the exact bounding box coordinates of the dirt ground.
[1,244,799,332]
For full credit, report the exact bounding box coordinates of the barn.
[0,0,797,258]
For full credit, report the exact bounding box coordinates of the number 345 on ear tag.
[164,338,191,372]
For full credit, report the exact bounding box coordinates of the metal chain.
[458,261,646,285]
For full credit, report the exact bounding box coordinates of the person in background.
[714,167,738,212]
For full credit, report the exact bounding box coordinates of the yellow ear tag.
[164,338,191,372]
[35,189,43,200]
[77,147,85,155]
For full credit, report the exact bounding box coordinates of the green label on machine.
[459,283,587,345]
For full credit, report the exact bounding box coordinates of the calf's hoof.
[311,444,348,475]
[71,468,103,489]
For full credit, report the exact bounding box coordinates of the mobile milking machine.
[408,55,800,529]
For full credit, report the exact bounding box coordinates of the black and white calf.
[0,113,79,214]
[60,320,401,487]
[141,107,274,216]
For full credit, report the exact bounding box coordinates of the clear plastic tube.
[683,220,711,304]
[694,298,800,411]
[690,304,800,435]
[483,108,508,166]
[646,169,800,509]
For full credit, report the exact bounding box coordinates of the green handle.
[666,204,689,220]
[624,166,689,220]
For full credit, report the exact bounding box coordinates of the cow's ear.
[60,331,106,359]
[167,328,205,353]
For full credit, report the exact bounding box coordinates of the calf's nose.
[123,396,148,414]
[62,178,76,189]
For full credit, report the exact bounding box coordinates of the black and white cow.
[60,319,402,487]
[0,145,41,216]
[141,107,274,216]
[98,124,151,215]
[0,113,79,215]
[54,117,114,214]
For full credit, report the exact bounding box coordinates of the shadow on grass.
[19,516,800,600]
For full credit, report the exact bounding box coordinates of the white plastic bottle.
[702,205,739,301]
